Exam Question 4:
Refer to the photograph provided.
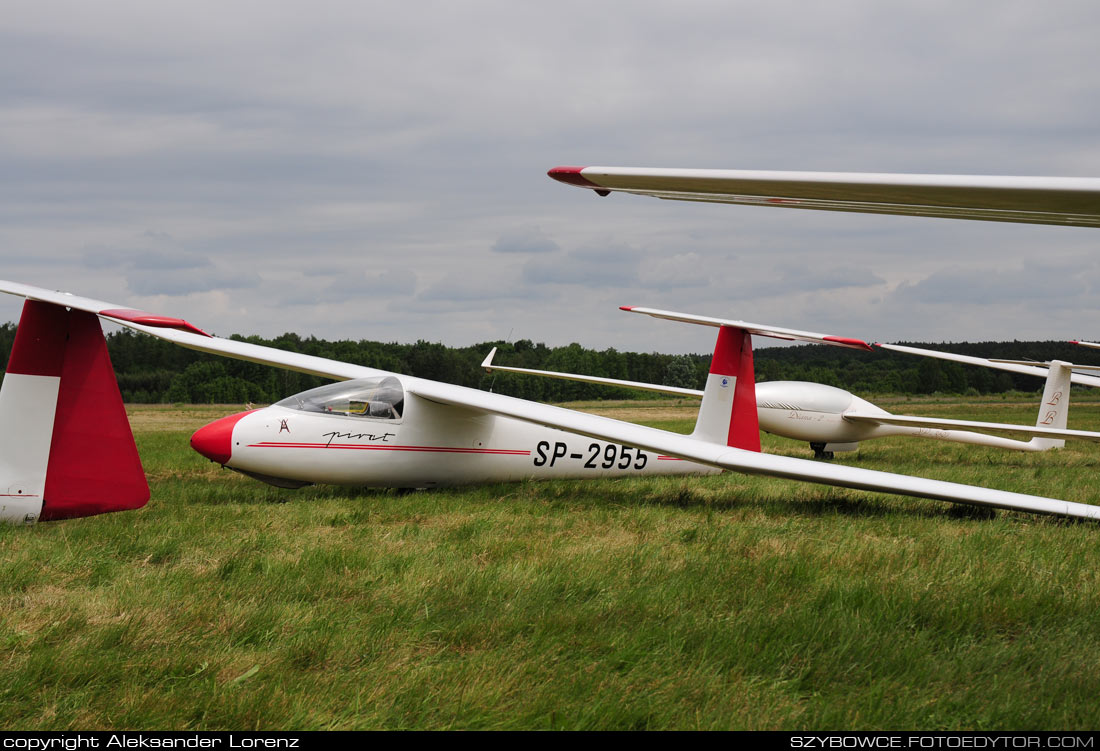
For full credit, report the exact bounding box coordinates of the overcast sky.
[2,0,1098,356]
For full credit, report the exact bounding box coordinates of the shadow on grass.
[525,476,1040,524]
[178,473,1095,527]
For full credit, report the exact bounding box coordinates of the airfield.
[3,396,1100,730]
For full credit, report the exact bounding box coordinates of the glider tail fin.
[1030,360,1072,451]
[691,326,761,451]
[0,300,148,524]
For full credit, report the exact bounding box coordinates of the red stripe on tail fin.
[714,326,760,452]
[30,306,149,520]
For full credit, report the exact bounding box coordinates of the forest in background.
[0,321,1094,404]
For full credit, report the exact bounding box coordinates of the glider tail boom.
[0,300,148,524]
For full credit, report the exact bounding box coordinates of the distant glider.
[484,310,1100,459]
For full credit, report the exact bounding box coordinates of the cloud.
[417,275,521,303]
[326,268,417,299]
[80,240,261,296]
[636,252,712,290]
[126,266,261,296]
[491,226,560,254]
[893,260,1095,307]
[523,244,640,287]
[748,264,887,298]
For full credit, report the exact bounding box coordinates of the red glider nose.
[190,411,251,465]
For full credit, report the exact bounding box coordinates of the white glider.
[484,325,1097,458]
[2,281,1099,525]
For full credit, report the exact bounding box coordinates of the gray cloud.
[126,266,261,296]
[491,226,560,254]
[893,260,1096,307]
[523,244,640,287]
[324,269,418,301]
[747,264,888,299]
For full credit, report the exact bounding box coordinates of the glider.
[547,166,1100,227]
[2,281,1100,525]
[484,311,1100,458]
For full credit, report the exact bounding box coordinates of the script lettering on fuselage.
[786,411,827,422]
[533,440,649,470]
[322,430,396,447]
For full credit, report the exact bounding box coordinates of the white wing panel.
[482,348,703,398]
[877,343,1100,389]
[549,167,1100,228]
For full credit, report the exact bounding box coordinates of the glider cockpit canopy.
[276,376,405,420]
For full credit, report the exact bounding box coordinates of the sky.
[1,0,1099,356]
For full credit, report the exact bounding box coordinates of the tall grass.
[1,399,1099,729]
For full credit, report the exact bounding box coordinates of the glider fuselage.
[191,376,715,488]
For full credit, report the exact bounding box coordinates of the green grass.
[2,399,1100,730]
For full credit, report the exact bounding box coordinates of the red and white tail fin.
[0,301,148,524]
[691,326,761,451]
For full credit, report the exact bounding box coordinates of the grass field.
[3,396,1100,730]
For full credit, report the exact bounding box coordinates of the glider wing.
[549,166,1100,228]
[843,413,1100,443]
[875,343,1100,389]
[407,378,1100,520]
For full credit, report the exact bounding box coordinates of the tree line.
[0,321,1092,403]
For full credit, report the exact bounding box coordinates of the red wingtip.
[1070,340,1080,344]
[100,309,212,337]
[619,305,635,311]
[823,335,874,351]
[548,166,603,189]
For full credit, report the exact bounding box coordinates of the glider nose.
[190,411,252,465]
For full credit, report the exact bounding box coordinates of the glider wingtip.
[548,165,586,176]
[481,347,498,370]
[548,165,604,190]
